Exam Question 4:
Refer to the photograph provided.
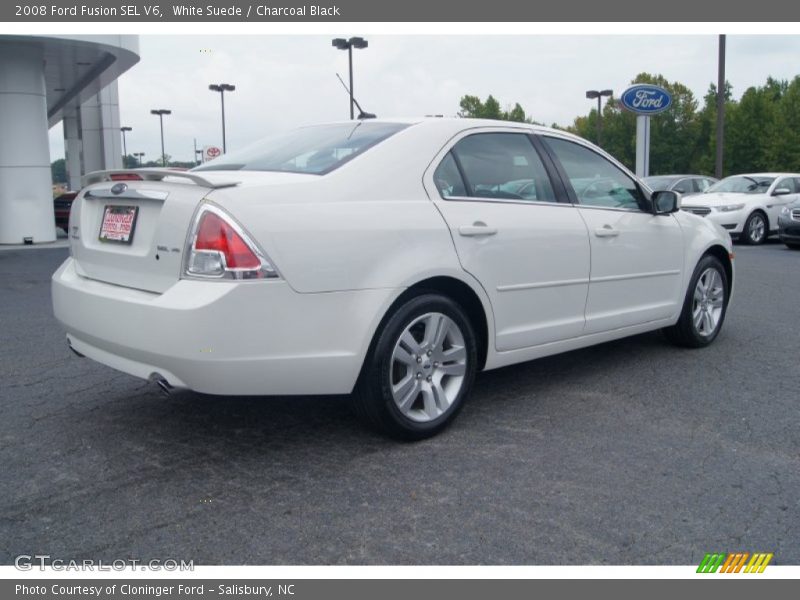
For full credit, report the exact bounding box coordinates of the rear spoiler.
[81,168,240,189]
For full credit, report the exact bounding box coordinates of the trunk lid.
[70,170,239,293]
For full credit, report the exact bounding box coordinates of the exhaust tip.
[67,342,85,358]
[149,373,174,397]
[156,379,173,396]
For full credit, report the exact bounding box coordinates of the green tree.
[725,83,779,173]
[687,81,735,175]
[458,94,536,123]
[768,76,800,171]
[51,158,66,184]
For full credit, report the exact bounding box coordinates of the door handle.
[459,223,497,237]
[594,225,620,238]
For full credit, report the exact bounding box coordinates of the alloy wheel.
[748,214,765,243]
[692,267,725,337]
[389,312,468,423]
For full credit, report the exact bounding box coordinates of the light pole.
[332,37,368,120]
[150,109,171,167]
[715,35,726,179]
[209,83,235,153]
[133,152,145,167]
[120,126,132,167]
[585,89,613,147]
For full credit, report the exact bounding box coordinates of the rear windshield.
[194,122,410,175]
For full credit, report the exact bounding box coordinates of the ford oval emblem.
[620,84,673,115]
[111,182,127,195]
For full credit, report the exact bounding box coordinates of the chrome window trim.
[573,203,651,215]
[85,188,170,201]
[440,194,648,214]
[440,195,570,208]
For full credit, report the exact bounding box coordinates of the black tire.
[352,293,478,441]
[742,211,768,245]
[663,254,729,348]
[785,242,800,250]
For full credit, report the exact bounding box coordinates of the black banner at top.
[1,0,797,22]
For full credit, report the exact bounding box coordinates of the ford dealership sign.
[621,84,673,115]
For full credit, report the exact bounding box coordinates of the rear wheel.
[785,242,800,250]
[742,211,767,245]
[663,254,729,348]
[352,294,477,440]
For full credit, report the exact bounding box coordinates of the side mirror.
[772,187,791,196]
[652,190,680,215]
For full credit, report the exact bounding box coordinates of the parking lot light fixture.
[150,109,171,167]
[586,89,613,147]
[133,152,145,167]
[332,37,368,120]
[120,127,132,166]
[209,83,235,153]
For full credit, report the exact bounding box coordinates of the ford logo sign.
[621,84,673,115]
[111,183,128,195]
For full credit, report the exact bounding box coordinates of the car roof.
[323,116,584,141]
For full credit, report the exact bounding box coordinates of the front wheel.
[352,294,478,440]
[742,211,768,245]
[663,254,729,348]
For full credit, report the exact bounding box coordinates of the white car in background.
[681,173,800,244]
[53,118,734,439]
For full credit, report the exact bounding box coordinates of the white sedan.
[681,173,800,244]
[52,118,734,439]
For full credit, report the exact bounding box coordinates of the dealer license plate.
[98,205,139,244]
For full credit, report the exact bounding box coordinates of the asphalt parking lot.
[1,242,798,566]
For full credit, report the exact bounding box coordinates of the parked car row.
[645,172,800,248]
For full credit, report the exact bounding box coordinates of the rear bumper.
[52,258,396,395]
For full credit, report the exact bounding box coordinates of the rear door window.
[441,133,557,203]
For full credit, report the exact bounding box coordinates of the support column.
[63,108,83,192]
[0,43,54,244]
[635,115,651,178]
[80,80,122,175]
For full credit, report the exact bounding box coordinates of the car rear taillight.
[184,204,279,280]
[195,212,261,269]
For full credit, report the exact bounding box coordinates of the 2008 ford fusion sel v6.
[52,118,734,439]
